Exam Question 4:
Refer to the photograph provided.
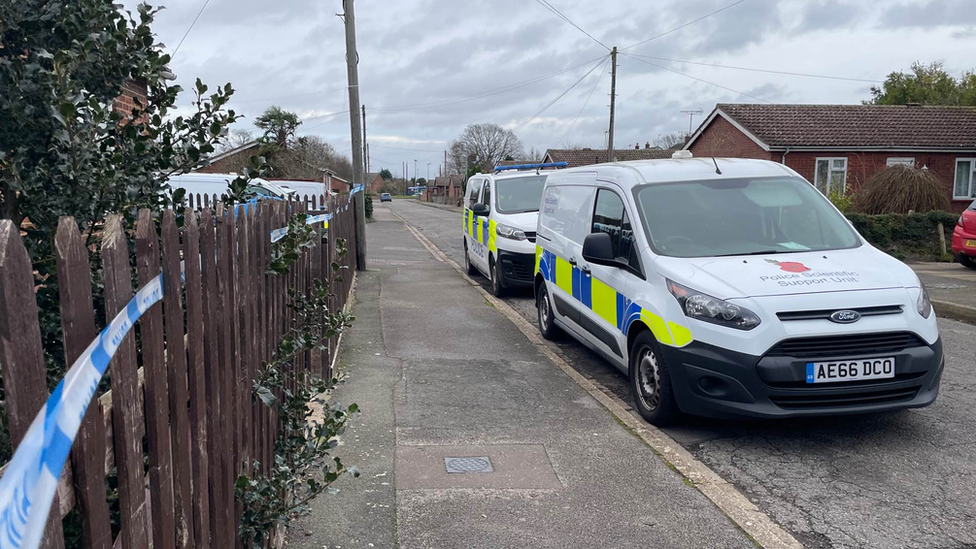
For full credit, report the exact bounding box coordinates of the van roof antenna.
[712,157,722,175]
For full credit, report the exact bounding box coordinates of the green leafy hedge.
[846,211,958,261]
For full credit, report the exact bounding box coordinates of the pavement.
[385,198,976,549]
[289,205,759,549]
[912,261,976,323]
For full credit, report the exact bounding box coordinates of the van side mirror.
[471,203,490,216]
[582,232,617,267]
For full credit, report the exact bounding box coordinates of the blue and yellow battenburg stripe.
[463,209,497,253]
[536,246,693,348]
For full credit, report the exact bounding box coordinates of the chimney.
[634,143,639,150]
[645,142,650,149]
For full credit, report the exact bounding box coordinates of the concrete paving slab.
[396,444,560,490]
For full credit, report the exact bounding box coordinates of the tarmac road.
[389,199,976,549]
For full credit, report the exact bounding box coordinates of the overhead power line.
[513,55,610,133]
[626,53,883,83]
[622,0,750,51]
[559,56,611,146]
[621,52,770,104]
[373,55,607,113]
[173,0,212,57]
[532,0,610,51]
[370,144,444,153]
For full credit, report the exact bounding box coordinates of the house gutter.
[781,147,790,165]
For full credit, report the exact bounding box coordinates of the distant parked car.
[952,199,976,269]
[380,193,392,202]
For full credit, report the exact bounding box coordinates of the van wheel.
[537,284,561,340]
[960,254,976,270]
[489,257,506,297]
[464,242,478,276]
[629,331,680,426]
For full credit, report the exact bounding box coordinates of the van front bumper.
[660,335,944,419]
[496,250,535,289]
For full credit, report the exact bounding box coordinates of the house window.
[955,159,976,200]
[887,157,915,167]
[814,158,848,195]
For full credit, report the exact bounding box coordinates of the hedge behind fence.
[846,211,957,262]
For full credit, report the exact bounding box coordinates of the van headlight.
[916,285,932,319]
[667,280,761,331]
[496,224,526,241]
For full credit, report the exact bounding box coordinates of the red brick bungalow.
[685,104,976,213]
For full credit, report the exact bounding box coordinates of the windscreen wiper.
[715,249,791,257]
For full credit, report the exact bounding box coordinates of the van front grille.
[770,386,920,409]
[766,332,924,359]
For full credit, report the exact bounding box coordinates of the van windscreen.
[634,177,861,258]
[495,175,547,214]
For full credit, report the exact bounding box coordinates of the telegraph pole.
[362,105,369,174]
[342,0,367,270]
[607,46,617,163]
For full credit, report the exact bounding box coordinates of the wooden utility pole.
[342,0,367,270]
[362,105,369,174]
[607,46,617,163]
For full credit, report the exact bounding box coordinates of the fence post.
[161,210,195,549]
[55,218,112,549]
[100,215,151,549]
[215,203,240,549]
[201,206,233,549]
[182,209,212,549]
[0,221,66,549]
[136,209,178,549]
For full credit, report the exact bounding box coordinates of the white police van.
[463,163,565,296]
[534,153,943,425]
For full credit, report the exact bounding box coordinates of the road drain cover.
[445,456,493,474]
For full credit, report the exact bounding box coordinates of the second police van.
[463,163,565,296]
[534,152,944,425]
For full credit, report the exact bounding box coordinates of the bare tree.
[451,123,524,174]
[654,132,687,150]
[275,135,353,180]
[216,128,254,153]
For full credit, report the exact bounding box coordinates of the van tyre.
[537,284,561,340]
[629,331,680,426]
[490,257,506,297]
[464,241,478,276]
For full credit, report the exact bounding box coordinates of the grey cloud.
[880,0,976,28]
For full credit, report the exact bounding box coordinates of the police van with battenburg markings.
[463,163,566,296]
[534,152,944,425]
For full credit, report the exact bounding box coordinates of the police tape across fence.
[0,183,363,549]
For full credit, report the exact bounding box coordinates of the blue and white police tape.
[0,275,164,549]
[351,184,363,195]
[269,212,332,243]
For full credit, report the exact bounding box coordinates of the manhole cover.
[444,456,493,474]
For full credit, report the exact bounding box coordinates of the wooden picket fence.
[186,193,329,213]
[0,193,357,549]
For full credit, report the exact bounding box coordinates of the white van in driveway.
[165,173,295,202]
[463,164,563,296]
[534,154,943,425]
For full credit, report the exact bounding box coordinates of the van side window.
[592,189,638,268]
[467,179,480,208]
[481,180,491,209]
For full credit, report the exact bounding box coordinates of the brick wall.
[784,152,970,213]
[196,146,258,175]
[688,115,775,161]
[112,80,148,123]
[690,115,974,214]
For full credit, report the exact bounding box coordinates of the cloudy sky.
[123,0,976,178]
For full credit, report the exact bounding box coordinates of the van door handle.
[580,264,591,275]
[568,257,577,266]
